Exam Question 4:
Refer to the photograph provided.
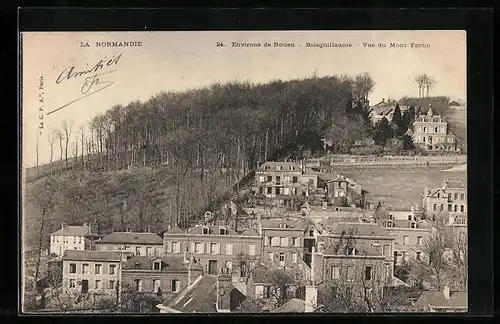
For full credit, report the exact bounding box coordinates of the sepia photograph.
[21,30,467,314]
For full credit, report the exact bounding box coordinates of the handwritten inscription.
[38,75,44,135]
[47,53,122,115]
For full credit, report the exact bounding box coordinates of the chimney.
[305,283,318,313]
[61,222,66,230]
[443,285,450,300]
[216,267,232,313]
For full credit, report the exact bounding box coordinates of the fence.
[305,155,466,167]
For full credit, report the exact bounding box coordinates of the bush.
[349,145,384,156]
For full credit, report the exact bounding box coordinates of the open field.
[342,166,467,208]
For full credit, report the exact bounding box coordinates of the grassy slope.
[445,107,467,144]
[343,166,467,207]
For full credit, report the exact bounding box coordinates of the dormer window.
[289,166,295,171]
[389,214,393,220]
[219,227,227,235]
[386,221,393,228]
[408,215,412,221]
[133,236,139,240]
[134,262,141,269]
[153,261,161,271]
[264,166,270,170]
[202,227,209,235]
[276,166,282,171]
[279,223,287,229]
[410,222,416,229]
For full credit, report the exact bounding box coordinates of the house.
[383,286,425,312]
[260,217,307,270]
[314,222,396,286]
[120,256,203,301]
[382,205,424,221]
[422,180,467,219]
[368,99,409,124]
[50,222,93,257]
[61,250,127,295]
[411,108,459,152]
[163,224,261,279]
[95,231,164,257]
[413,286,467,312]
[381,219,432,265]
[156,267,262,313]
[399,96,450,116]
[253,161,318,199]
[325,174,366,207]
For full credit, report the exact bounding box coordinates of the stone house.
[382,219,432,265]
[412,108,459,152]
[163,224,261,279]
[422,180,467,219]
[50,223,93,257]
[95,231,164,257]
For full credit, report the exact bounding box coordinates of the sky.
[22,30,466,167]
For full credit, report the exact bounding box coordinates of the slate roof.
[261,218,307,230]
[164,275,256,313]
[327,222,391,237]
[384,286,424,307]
[251,268,275,284]
[187,225,240,236]
[240,228,260,237]
[322,240,384,257]
[417,290,467,309]
[165,226,185,234]
[62,250,122,262]
[122,256,202,271]
[272,298,306,313]
[96,232,163,245]
[51,226,90,237]
[388,220,431,229]
[256,161,303,172]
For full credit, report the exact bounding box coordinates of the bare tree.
[421,220,451,290]
[353,73,375,101]
[269,269,298,308]
[79,125,85,168]
[54,128,64,161]
[61,121,73,167]
[425,76,436,97]
[47,130,54,163]
[414,74,427,98]
[446,230,468,291]
[35,133,40,174]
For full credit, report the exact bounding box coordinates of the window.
[135,247,141,256]
[210,243,219,254]
[69,279,75,288]
[95,264,102,275]
[454,193,458,200]
[417,236,422,246]
[308,179,314,186]
[403,236,410,245]
[433,204,437,211]
[79,236,82,244]
[423,137,426,143]
[109,280,115,289]
[437,192,440,198]
[109,264,116,275]
[292,253,298,263]
[434,127,438,133]
[69,263,77,274]
[292,176,298,183]
[95,280,102,289]
[448,204,452,212]
[383,244,391,257]
[219,227,227,235]
[195,243,203,254]
[279,252,285,266]
[259,176,265,183]
[331,266,340,280]
[171,279,180,293]
[153,279,161,293]
[134,279,142,292]
[259,187,264,194]
[267,187,272,194]
[249,245,256,256]
[460,193,465,200]
[202,227,209,235]
[267,176,272,182]
[74,236,76,244]
[441,204,444,211]
[386,221,393,228]
[82,264,89,274]
[264,166,270,170]
[460,205,464,213]
[410,222,416,229]
[448,193,452,200]
[365,266,372,280]
[289,166,295,171]
[276,165,282,171]
[268,252,274,261]
[172,242,180,253]
[52,236,54,242]
[385,263,391,280]
[292,237,299,247]
[153,261,161,271]
[280,237,288,246]
[276,176,281,183]
[264,286,272,298]
[416,252,422,260]
[346,266,354,281]
[454,205,458,212]
[271,237,280,247]
[423,127,427,132]
[226,244,233,255]
[146,247,153,255]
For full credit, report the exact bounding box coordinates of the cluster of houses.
[34,161,467,313]
[368,98,461,152]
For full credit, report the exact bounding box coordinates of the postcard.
[21,30,467,314]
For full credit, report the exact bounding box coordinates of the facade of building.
[163,225,261,278]
[95,231,164,257]
[325,175,366,207]
[382,219,432,265]
[61,250,124,295]
[422,180,467,219]
[50,223,92,257]
[412,108,458,151]
[254,161,318,198]
[121,256,203,300]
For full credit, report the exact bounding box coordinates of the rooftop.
[62,250,122,262]
[187,225,240,236]
[96,232,163,245]
[256,161,303,172]
[51,225,90,237]
[326,222,392,237]
[122,256,202,271]
[272,298,306,313]
[417,290,467,309]
[261,218,307,230]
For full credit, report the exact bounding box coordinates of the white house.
[50,222,92,257]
